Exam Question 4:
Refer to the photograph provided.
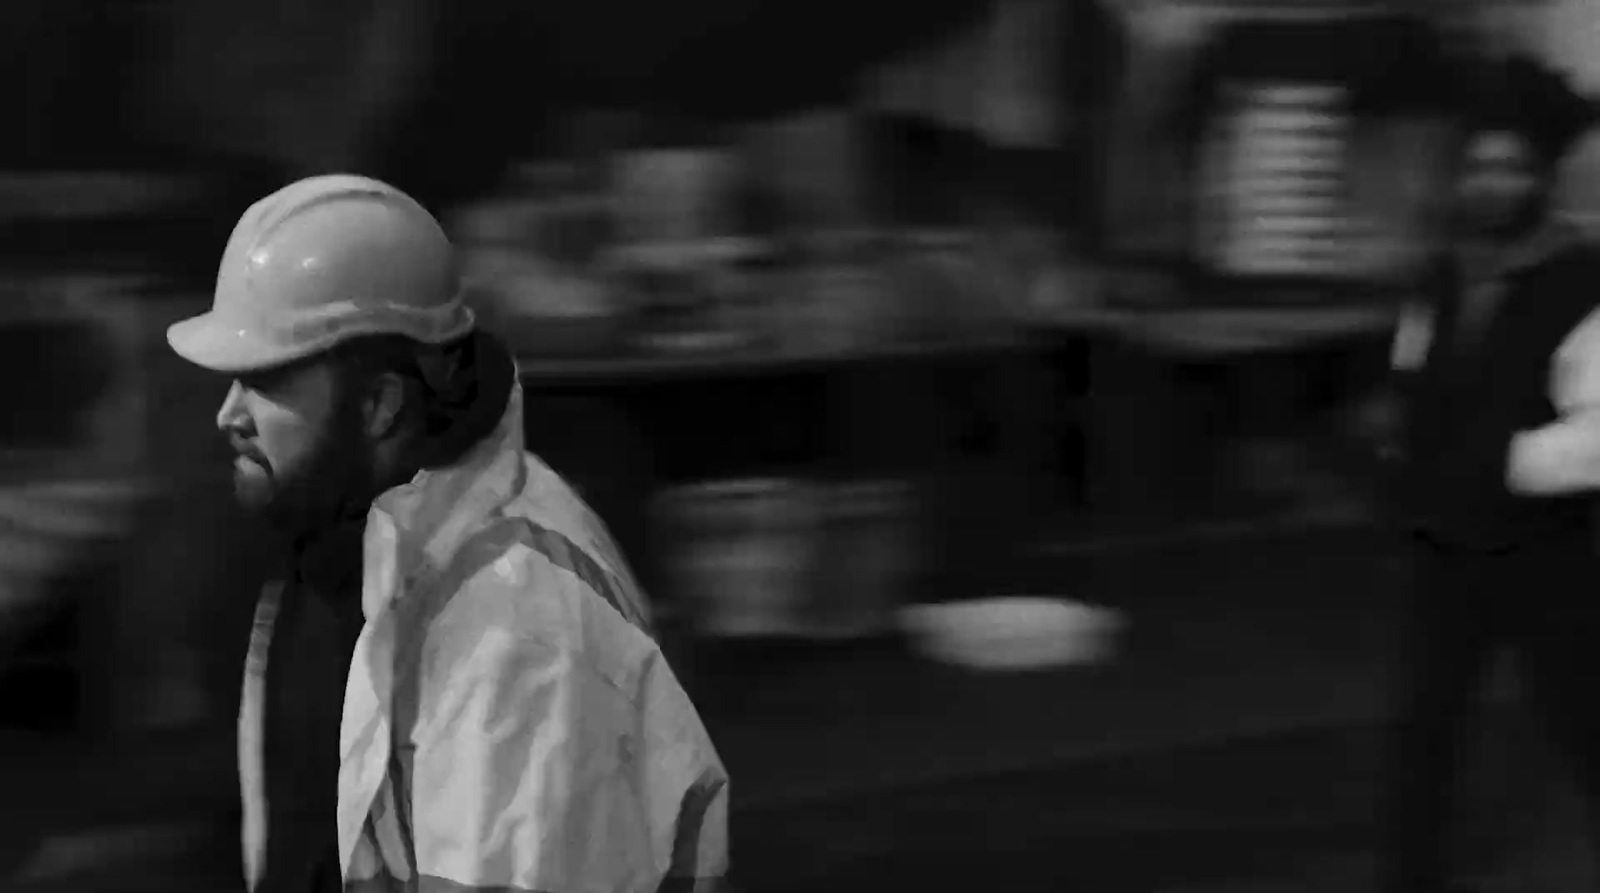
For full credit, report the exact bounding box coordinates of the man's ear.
[364,371,409,440]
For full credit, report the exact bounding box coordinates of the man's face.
[215,357,372,532]
[1456,129,1550,237]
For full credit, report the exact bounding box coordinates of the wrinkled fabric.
[239,349,728,893]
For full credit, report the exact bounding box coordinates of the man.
[166,175,729,893]
[1381,56,1600,893]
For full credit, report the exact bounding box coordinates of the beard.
[233,398,378,536]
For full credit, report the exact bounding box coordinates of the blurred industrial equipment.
[655,479,823,639]
[900,596,1124,671]
[654,478,919,642]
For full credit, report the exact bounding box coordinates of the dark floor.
[698,526,1585,893]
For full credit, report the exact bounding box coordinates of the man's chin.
[232,476,279,516]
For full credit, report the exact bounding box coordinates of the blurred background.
[4,0,1600,890]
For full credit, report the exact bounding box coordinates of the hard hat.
[167,174,474,374]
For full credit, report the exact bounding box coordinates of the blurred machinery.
[654,478,916,641]
[0,274,149,631]
[450,116,1051,367]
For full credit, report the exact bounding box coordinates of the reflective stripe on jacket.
[238,380,730,892]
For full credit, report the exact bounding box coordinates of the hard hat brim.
[166,311,329,374]
[166,302,479,374]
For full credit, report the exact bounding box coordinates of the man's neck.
[286,514,366,610]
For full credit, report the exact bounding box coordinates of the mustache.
[229,438,268,466]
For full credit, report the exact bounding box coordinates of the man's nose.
[216,380,249,434]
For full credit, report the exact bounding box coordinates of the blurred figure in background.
[166,175,728,893]
[1379,56,1600,893]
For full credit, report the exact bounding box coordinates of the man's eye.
[236,373,270,392]
[239,368,293,395]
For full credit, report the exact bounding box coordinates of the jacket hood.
[361,333,528,620]
[413,330,517,473]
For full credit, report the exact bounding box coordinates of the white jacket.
[237,379,730,892]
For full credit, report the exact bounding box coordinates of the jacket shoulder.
[423,521,658,692]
